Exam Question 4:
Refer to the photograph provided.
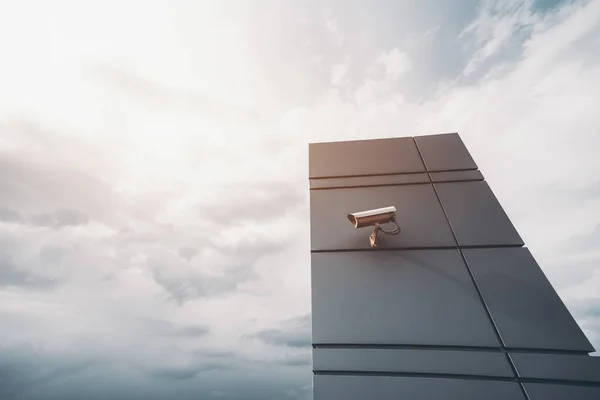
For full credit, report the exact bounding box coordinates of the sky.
[0,0,599,398]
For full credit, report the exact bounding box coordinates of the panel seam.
[310,178,484,190]
[311,244,524,253]
[311,343,589,355]
[309,167,479,180]
[312,371,600,388]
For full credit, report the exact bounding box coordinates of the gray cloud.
[145,319,211,339]
[280,353,312,367]
[139,188,302,305]
[0,344,102,399]
[251,329,311,349]
[29,209,89,229]
[0,206,24,223]
[570,298,600,321]
[103,182,306,306]
[169,326,211,338]
[152,263,257,305]
[247,314,311,348]
[0,152,118,223]
[178,247,198,262]
[197,181,307,227]
[192,349,235,359]
[146,362,229,381]
[0,251,59,289]
[562,223,600,252]
[284,384,313,400]
[0,206,89,229]
[546,257,599,291]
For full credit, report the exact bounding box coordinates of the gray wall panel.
[511,353,600,383]
[314,375,526,400]
[309,133,598,398]
[435,181,524,246]
[415,133,477,171]
[524,383,600,400]
[430,170,484,182]
[310,184,455,251]
[464,248,594,352]
[313,348,513,377]
[309,137,425,178]
[312,250,499,346]
[310,173,429,189]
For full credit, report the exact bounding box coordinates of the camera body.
[347,206,399,248]
[347,206,397,228]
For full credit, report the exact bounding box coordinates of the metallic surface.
[309,133,599,399]
[510,353,600,383]
[311,250,499,346]
[313,348,514,377]
[435,181,524,247]
[414,132,478,171]
[310,172,429,189]
[309,136,425,178]
[464,247,593,352]
[314,375,526,400]
[429,169,484,182]
[524,384,600,400]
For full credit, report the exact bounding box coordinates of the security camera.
[347,206,397,228]
[347,206,400,248]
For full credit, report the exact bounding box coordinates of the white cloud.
[330,61,349,86]
[460,0,540,75]
[367,48,412,81]
[325,19,344,46]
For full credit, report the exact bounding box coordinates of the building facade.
[309,133,600,399]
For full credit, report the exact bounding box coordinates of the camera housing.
[347,206,397,228]
[347,206,400,247]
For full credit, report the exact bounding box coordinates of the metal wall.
[309,133,599,399]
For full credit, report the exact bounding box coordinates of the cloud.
[251,329,311,348]
[196,181,306,227]
[151,260,258,305]
[0,206,24,223]
[91,65,260,124]
[0,344,102,399]
[325,19,344,46]
[367,48,411,81]
[146,362,228,381]
[139,181,308,304]
[247,314,311,348]
[281,354,312,367]
[284,384,313,400]
[29,209,89,229]
[178,247,198,262]
[562,223,600,252]
[330,62,349,86]
[460,0,539,75]
[0,205,89,229]
[144,319,211,338]
[0,249,60,290]
[0,147,118,224]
